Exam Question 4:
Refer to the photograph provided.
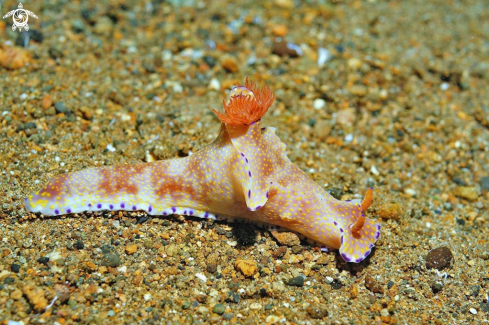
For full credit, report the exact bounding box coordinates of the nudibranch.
[24,79,381,263]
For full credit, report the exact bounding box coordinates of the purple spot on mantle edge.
[67,209,71,213]
[248,189,251,198]
[148,206,152,212]
[54,209,59,215]
[172,207,176,213]
[240,152,244,157]
[109,205,114,209]
[121,203,125,208]
[204,212,209,218]
[88,203,92,207]
[132,206,137,211]
[334,221,338,226]
[245,158,249,163]
[248,171,252,177]
[189,210,193,215]
[342,254,351,262]
[97,203,102,209]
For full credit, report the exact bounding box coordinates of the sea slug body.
[25,78,381,263]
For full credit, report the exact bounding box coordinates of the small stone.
[23,283,48,311]
[206,262,218,274]
[271,231,300,246]
[74,240,84,250]
[306,304,328,319]
[426,246,454,270]
[234,259,257,277]
[0,46,31,70]
[272,246,287,258]
[54,283,71,303]
[364,275,384,294]
[221,57,239,73]
[37,257,49,265]
[93,16,114,36]
[350,284,358,299]
[336,108,356,127]
[430,281,443,293]
[272,24,288,37]
[108,310,116,317]
[347,58,362,70]
[272,40,302,57]
[182,300,191,309]
[212,303,226,315]
[469,308,477,315]
[42,94,53,109]
[376,202,403,220]
[222,313,234,320]
[480,177,489,192]
[72,19,85,33]
[101,253,121,267]
[10,288,22,300]
[287,275,305,287]
[85,261,97,270]
[125,244,138,255]
[313,98,326,110]
[54,102,70,114]
[349,85,368,96]
[454,186,479,201]
[208,78,220,90]
[11,263,20,273]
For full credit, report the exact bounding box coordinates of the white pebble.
[404,188,416,196]
[313,98,326,110]
[195,273,207,282]
[325,276,334,284]
[469,308,477,315]
[317,47,331,66]
[143,293,152,301]
[19,93,28,100]
[370,165,380,176]
[344,134,354,143]
[106,144,116,152]
[440,83,449,90]
[209,78,220,91]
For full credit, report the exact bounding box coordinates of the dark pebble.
[387,280,395,289]
[101,253,121,267]
[456,218,465,226]
[426,246,454,270]
[11,263,20,273]
[37,257,50,265]
[72,19,85,33]
[206,262,218,274]
[265,303,273,310]
[222,313,234,320]
[480,176,489,191]
[74,240,84,250]
[203,56,216,67]
[430,281,444,293]
[54,102,70,114]
[327,187,345,200]
[4,277,15,284]
[306,304,329,319]
[272,40,302,58]
[216,227,226,235]
[291,245,303,254]
[365,275,384,294]
[287,276,305,287]
[224,231,233,238]
[49,46,65,59]
[331,280,344,290]
[212,303,226,315]
[15,30,43,47]
[162,220,171,226]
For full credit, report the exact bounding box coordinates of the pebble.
[306,304,329,319]
[426,246,454,270]
[234,259,257,277]
[271,41,302,57]
[469,308,477,315]
[222,313,234,320]
[54,102,71,114]
[108,310,116,317]
[101,253,121,267]
[272,24,288,37]
[206,262,218,273]
[208,78,220,90]
[212,303,226,315]
[349,85,368,96]
[480,176,489,191]
[271,230,300,246]
[22,283,48,311]
[10,263,20,273]
[430,280,444,293]
[313,98,326,110]
[93,16,114,37]
[453,186,479,201]
[0,46,31,69]
[221,57,239,73]
[376,202,403,220]
[125,244,138,255]
[364,275,384,294]
[287,275,305,287]
[42,94,53,109]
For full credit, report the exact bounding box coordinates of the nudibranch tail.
[213,77,275,125]
[339,189,380,263]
